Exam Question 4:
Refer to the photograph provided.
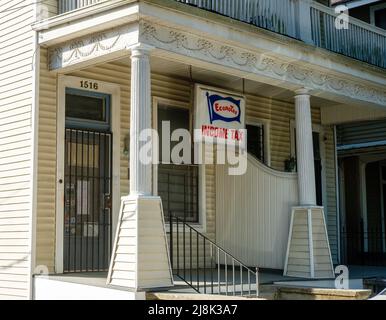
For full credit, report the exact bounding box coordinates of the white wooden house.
[0,0,386,299]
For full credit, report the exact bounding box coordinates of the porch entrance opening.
[156,103,199,223]
[341,157,386,266]
[63,89,113,273]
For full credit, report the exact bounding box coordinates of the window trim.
[246,119,271,167]
[65,88,111,131]
[370,3,386,27]
[152,97,206,232]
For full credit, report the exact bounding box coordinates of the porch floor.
[34,266,386,299]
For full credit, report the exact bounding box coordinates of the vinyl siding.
[36,57,217,270]
[0,0,34,300]
[36,55,338,270]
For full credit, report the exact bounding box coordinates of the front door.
[63,89,113,272]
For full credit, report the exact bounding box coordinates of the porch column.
[284,89,334,279]
[107,44,173,291]
[130,44,152,196]
[295,88,316,206]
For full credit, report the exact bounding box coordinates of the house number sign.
[80,80,99,90]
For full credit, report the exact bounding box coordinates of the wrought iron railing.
[169,214,259,297]
[341,229,386,266]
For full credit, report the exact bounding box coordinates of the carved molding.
[47,19,386,106]
[49,24,136,70]
[139,21,386,106]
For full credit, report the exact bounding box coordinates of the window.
[374,8,386,29]
[246,124,265,163]
[156,104,199,223]
[371,4,386,30]
[65,88,111,130]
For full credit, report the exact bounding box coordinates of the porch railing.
[56,0,386,69]
[341,229,386,266]
[58,0,104,14]
[310,1,386,69]
[177,0,298,38]
[169,214,259,297]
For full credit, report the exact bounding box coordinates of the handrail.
[169,214,259,297]
[56,0,386,69]
[311,1,386,37]
[310,1,386,68]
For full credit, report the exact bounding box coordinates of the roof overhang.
[331,0,381,9]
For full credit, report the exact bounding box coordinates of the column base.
[107,195,174,291]
[284,206,334,279]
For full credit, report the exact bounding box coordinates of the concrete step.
[146,292,265,300]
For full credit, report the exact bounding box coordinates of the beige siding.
[36,55,338,271]
[286,210,311,278]
[36,59,216,270]
[324,127,338,263]
[285,208,334,278]
[0,0,34,299]
[36,49,56,271]
[108,199,136,288]
[37,1,57,18]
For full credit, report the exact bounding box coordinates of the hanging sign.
[194,84,246,147]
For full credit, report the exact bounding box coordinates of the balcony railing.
[58,0,104,14]
[310,1,386,69]
[57,0,386,69]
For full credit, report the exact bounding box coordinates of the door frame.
[55,75,121,274]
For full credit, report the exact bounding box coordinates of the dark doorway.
[63,89,113,273]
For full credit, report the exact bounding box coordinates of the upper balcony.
[55,0,386,69]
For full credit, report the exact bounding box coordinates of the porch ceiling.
[120,56,335,108]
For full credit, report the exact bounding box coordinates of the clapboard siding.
[324,127,338,263]
[36,54,338,272]
[36,59,216,270]
[0,0,34,300]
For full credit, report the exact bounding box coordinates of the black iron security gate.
[63,128,112,272]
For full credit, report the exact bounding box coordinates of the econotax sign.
[194,84,246,147]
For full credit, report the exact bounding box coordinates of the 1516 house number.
[80,80,99,90]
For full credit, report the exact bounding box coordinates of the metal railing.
[169,214,259,297]
[341,229,386,266]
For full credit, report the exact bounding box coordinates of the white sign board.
[194,85,246,147]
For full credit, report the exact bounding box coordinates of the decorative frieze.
[49,24,137,70]
[140,21,386,106]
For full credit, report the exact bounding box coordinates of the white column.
[295,88,316,206]
[130,44,153,196]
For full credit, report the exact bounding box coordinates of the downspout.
[334,125,341,264]
[29,3,40,300]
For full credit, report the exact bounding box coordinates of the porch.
[33,265,386,299]
[48,0,386,69]
[32,0,386,298]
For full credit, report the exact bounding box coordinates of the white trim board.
[55,75,121,274]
